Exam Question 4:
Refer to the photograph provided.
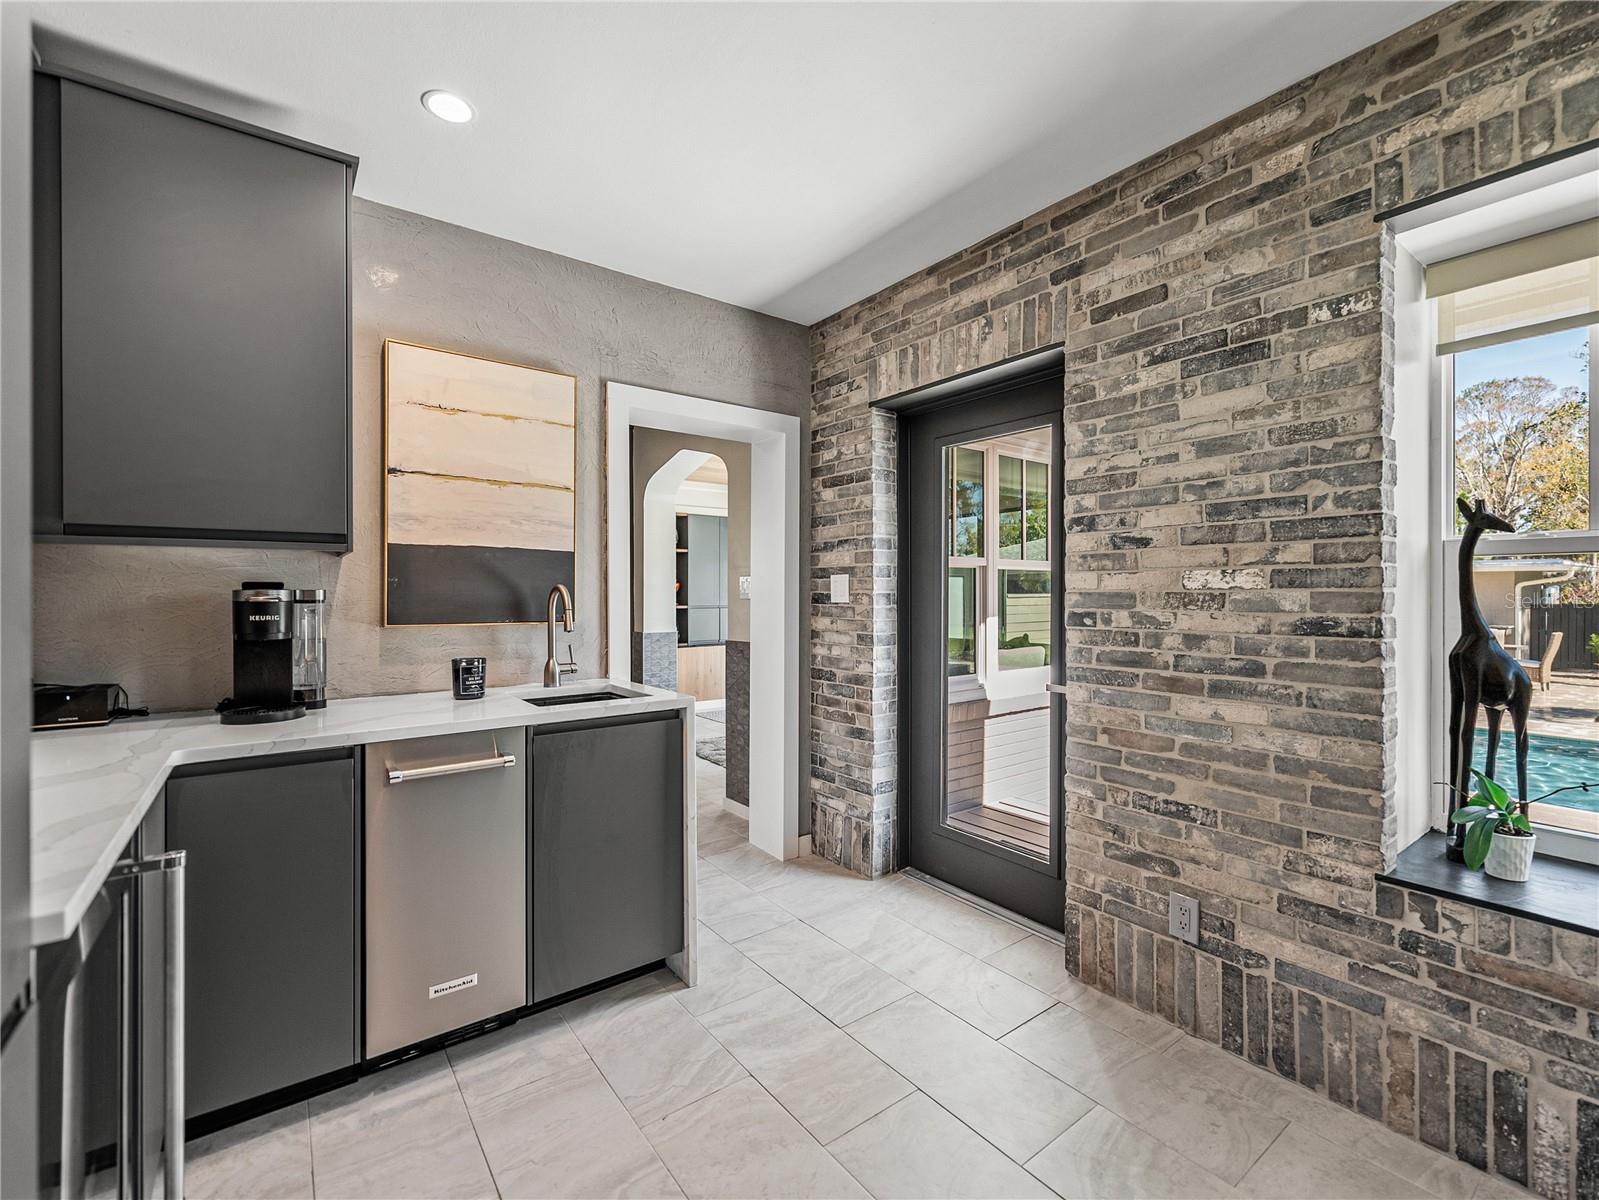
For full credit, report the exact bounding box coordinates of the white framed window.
[1429,226,1599,864]
[944,431,1053,702]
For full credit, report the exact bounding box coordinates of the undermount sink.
[523,689,636,708]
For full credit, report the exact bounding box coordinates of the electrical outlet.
[1169,892,1199,945]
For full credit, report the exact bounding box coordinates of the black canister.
[452,657,486,700]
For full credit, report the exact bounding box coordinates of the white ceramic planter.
[1484,830,1536,882]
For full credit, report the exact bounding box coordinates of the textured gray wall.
[33,197,809,716]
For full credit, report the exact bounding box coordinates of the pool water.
[1471,729,1599,812]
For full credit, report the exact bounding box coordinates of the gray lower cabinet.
[530,713,684,1003]
[165,751,358,1119]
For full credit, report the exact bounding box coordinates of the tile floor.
[185,756,1532,1199]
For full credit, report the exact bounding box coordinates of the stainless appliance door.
[364,732,526,1059]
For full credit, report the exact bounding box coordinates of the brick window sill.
[1379,832,1599,937]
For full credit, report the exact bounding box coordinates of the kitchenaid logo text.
[428,973,479,999]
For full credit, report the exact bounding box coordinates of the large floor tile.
[563,976,747,1124]
[759,854,884,919]
[876,875,1032,959]
[811,905,1054,1037]
[185,1101,313,1200]
[1001,1003,1153,1094]
[1474,1175,1539,1199]
[1163,1036,1491,1199]
[697,867,794,942]
[463,1041,683,1199]
[1072,1048,1285,1186]
[1063,986,1184,1050]
[674,924,776,1017]
[827,1092,1055,1199]
[695,984,912,1144]
[847,993,1093,1162]
[642,1078,868,1199]
[984,934,1096,1004]
[698,827,749,858]
[705,842,793,890]
[1025,1104,1237,1199]
[448,1011,589,1107]
[308,1056,495,1199]
[735,919,910,1026]
[1236,1123,1431,1199]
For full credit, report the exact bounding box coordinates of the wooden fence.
[1526,604,1599,671]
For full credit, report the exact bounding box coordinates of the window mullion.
[1589,324,1597,534]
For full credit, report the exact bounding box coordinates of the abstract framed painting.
[383,340,577,626]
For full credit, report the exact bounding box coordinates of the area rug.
[697,737,726,767]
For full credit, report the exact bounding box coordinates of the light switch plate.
[738,575,752,600]
[829,573,849,604]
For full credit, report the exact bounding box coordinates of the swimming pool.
[1472,729,1599,812]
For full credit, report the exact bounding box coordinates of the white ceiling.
[32,1,1446,325]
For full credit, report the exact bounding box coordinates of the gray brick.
[1494,1069,1529,1186]
[806,10,1599,1192]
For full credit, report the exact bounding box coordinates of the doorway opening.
[632,442,746,812]
[605,383,802,864]
[896,357,1065,930]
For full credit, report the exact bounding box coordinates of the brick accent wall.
[807,3,1599,1195]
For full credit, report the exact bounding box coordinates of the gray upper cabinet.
[33,70,356,548]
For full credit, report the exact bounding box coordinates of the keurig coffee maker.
[218,582,306,724]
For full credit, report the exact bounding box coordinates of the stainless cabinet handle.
[109,850,186,1200]
[386,747,516,784]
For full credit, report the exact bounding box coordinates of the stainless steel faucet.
[544,584,578,686]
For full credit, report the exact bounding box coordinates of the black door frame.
[889,351,1066,929]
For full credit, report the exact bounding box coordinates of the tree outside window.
[1453,326,1590,534]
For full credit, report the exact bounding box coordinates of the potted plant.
[1450,768,1536,881]
[1588,632,1599,667]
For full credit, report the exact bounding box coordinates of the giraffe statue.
[1446,497,1532,861]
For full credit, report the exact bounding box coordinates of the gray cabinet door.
[681,515,727,645]
[165,752,358,1118]
[718,517,728,605]
[686,606,721,645]
[530,714,684,1003]
[686,515,721,605]
[55,79,349,543]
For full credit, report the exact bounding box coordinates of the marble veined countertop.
[30,680,691,946]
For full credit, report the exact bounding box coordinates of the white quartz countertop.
[30,680,690,946]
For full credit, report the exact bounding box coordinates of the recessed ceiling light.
[421,90,474,124]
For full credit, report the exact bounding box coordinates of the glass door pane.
[941,425,1054,862]
[950,446,984,557]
